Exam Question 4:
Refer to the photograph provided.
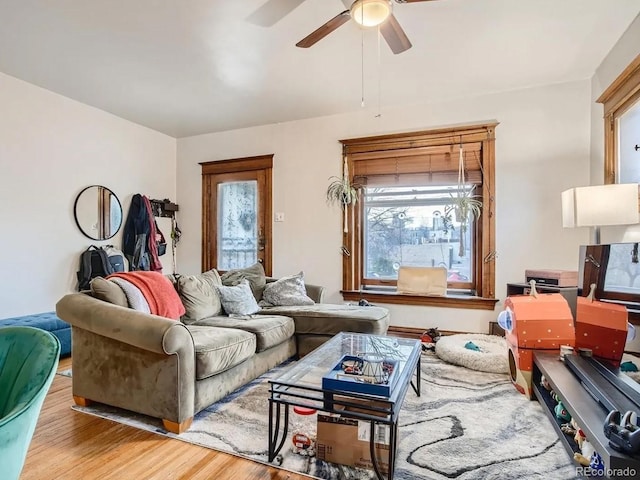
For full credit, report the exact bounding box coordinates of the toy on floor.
[290,406,317,457]
[421,327,441,352]
[464,341,481,352]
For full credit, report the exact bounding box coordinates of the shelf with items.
[533,352,640,479]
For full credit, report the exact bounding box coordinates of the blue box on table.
[322,354,399,397]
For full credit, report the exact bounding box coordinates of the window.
[597,53,640,184]
[604,243,640,295]
[363,185,475,289]
[340,123,498,310]
[581,243,640,325]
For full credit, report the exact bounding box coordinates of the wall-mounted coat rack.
[150,199,179,218]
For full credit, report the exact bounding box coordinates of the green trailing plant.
[448,145,483,257]
[449,186,483,223]
[326,175,360,208]
[326,156,362,233]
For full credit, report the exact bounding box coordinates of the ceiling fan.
[298,0,439,54]
[248,0,440,55]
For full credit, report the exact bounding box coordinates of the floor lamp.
[561,183,640,244]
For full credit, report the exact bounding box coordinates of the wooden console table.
[532,352,640,478]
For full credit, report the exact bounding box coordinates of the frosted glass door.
[201,157,272,275]
[217,181,259,270]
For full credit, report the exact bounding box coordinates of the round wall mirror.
[74,185,123,240]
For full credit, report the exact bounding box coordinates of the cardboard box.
[575,297,628,366]
[316,413,390,474]
[504,294,575,350]
[503,293,575,398]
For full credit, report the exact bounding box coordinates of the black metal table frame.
[268,350,421,480]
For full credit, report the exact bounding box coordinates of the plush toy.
[573,426,595,467]
[421,328,441,352]
[560,417,577,436]
[554,401,571,423]
[590,451,605,473]
[464,341,481,352]
[540,375,552,392]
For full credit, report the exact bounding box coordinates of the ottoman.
[0,312,71,357]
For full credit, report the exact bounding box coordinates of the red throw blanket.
[108,271,185,320]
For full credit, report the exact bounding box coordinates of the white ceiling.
[0,0,638,138]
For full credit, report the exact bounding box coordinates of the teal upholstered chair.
[0,326,60,480]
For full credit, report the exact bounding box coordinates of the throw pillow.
[90,277,128,308]
[216,279,261,316]
[260,272,315,307]
[177,269,223,323]
[220,262,267,301]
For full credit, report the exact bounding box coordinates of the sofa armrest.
[56,293,193,356]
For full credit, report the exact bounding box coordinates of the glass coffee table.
[268,332,421,480]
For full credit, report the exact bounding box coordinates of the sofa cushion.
[177,269,223,323]
[187,326,256,380]
[260,272,315,307]
[191,315,294,352]
[220,262,266,301]
[90,277,128,308]
[216,280,261,316]
[258,304,390,336]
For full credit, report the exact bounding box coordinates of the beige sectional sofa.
[56,271,389,434]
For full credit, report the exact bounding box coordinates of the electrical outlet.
[275,212,285,222]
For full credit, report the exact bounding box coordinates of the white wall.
[177,80,592,334]
[0,72,176,318]
[590,15,640,352]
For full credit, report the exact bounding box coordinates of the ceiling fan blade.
[246,0,307,27]
[296,10,351,48]
[380,14,412,54]
[341,0,352,8]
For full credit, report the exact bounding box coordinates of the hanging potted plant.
[326,156,361,232]
[448,145,482,257]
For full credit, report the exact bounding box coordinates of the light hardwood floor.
[21,357,308,480]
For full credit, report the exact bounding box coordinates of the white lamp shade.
[350,0,392,27]
[562,183,639,228]
[561,188,576,228]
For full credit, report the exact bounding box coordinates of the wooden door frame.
[200,155,273,275]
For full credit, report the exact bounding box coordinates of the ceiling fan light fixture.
[350,0,392,28]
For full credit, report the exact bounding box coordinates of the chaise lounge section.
[56,269,389,433]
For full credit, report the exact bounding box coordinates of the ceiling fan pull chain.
[376,25,382,118]
[361,26,365,107]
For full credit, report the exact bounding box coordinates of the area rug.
[72,353,577,479]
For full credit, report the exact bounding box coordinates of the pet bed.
[435,333,508,374]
